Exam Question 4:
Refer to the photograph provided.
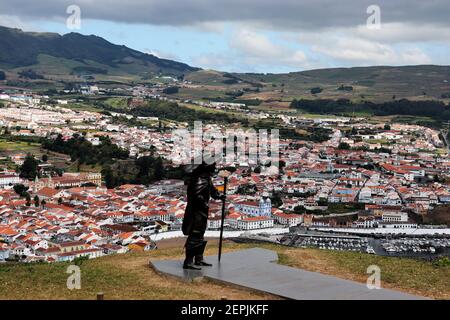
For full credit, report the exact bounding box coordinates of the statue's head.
[190,161,216,177]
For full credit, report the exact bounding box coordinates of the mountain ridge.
[1,26,450,102]
[0,26,199,77]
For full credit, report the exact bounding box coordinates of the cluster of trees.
[102,156,185,188]
[253,120,331,142]
[303,127,332,142]
[223,78,238,85]
[102,99,249,125]
[17,132,189,189]
[290,98,450,121]
[71,66,108,75]
[236,183,258,195]
[338,142,351,150]
[270,192,283,208]
[42,134,129,165]
[162,86,179,94]
[310,87,323,94]
[18,69,44,80]
[12,184,43,207]
[337,85,353,91]
[19,154,39,180]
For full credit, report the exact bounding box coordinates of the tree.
[101,165,117,189]
[162,86,179,94]
[384,124,391,130]
[153,157,164,181]
[13,184,29,197]
[34,195,40,207]
[236,183,258,195]
[310,87,323,94]
[338,142,350,150]
[279,160,286,172]
[270,193,283,208]
[25,193,31,206]
[19,154,39,180]
[42,154,48,162]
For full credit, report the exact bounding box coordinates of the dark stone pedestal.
[150,247,427,300]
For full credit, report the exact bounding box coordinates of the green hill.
[0,26,198,82]
[229,65,450,102]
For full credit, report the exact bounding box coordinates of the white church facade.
[233,198,272,217]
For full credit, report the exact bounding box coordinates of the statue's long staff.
[218,171,229,262]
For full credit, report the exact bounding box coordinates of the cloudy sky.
[1,0,450,73]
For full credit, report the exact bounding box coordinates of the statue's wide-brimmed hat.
[184,160,216,175]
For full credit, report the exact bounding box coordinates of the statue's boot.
[183,247,201,270]
[195,241,212,266]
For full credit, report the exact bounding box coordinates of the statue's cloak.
[182,175,220,236]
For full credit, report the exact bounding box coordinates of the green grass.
[66,161,103,173]
[0,241,448,300]
[365,139,390,144]
[279,247,450,299]
[104,97,129,109]
[0,242,273,300]
[0,138,42,154]
[65,102,103,113]
[180,102,246,119]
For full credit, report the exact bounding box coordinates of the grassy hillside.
[0,26,198,82]
[175,66,450,104]
[236,65,450,102]
[0,239,448,300]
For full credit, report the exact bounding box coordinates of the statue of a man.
[182,161,225,270]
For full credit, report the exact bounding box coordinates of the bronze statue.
[182,161,225,270]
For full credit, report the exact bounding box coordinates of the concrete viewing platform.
[149,247,427,300]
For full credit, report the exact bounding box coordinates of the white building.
[0,173,21,187]
[378,221,418,229]
[56,248,104,262]
[207,216,222,230]
[237,216,274,230]
[273,212,303,226]
[382,211,408,223]
[234,198,272,217]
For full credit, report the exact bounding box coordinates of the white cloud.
[399,48,432,65]
[354,23,450,44]
[144,49,180,61]
[191,21,226,34]
[190,53,233,71]
[229,28,308,68]
[1,2,448,72]
[297,24,434,66]
[3,0,450,31]
[0,15,37,31]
